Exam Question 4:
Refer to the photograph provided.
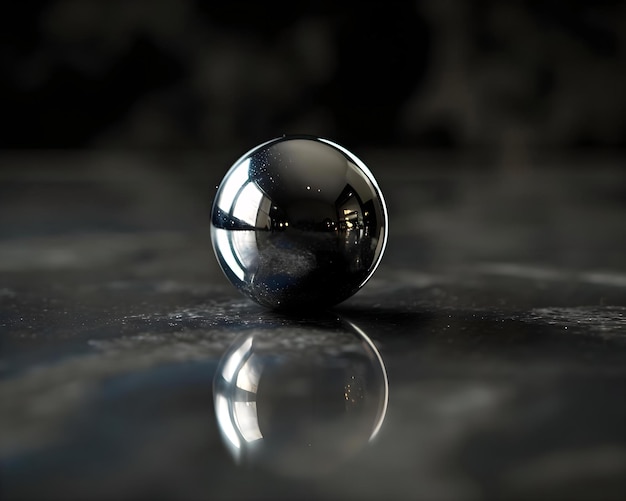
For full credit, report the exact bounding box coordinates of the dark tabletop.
[1,150,625,501]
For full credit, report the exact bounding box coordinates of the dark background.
[3,0,626,156]
[2,4,626,500]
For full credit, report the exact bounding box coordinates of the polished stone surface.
[211,136,387,309]
[1,151,625,500]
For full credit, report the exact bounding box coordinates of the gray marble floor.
[1,151,625,500]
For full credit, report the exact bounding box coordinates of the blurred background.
[2,4,626,500]
[3,0,626,157]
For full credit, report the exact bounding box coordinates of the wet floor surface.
[1,151,625,500]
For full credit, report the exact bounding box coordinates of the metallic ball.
[211,136,388,310]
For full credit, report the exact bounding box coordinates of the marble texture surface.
[1,151,625,500]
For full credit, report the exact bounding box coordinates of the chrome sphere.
[211,136,388,310]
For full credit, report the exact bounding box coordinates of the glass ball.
[210,136,388,310]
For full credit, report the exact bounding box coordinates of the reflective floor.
[1,150,625,500]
